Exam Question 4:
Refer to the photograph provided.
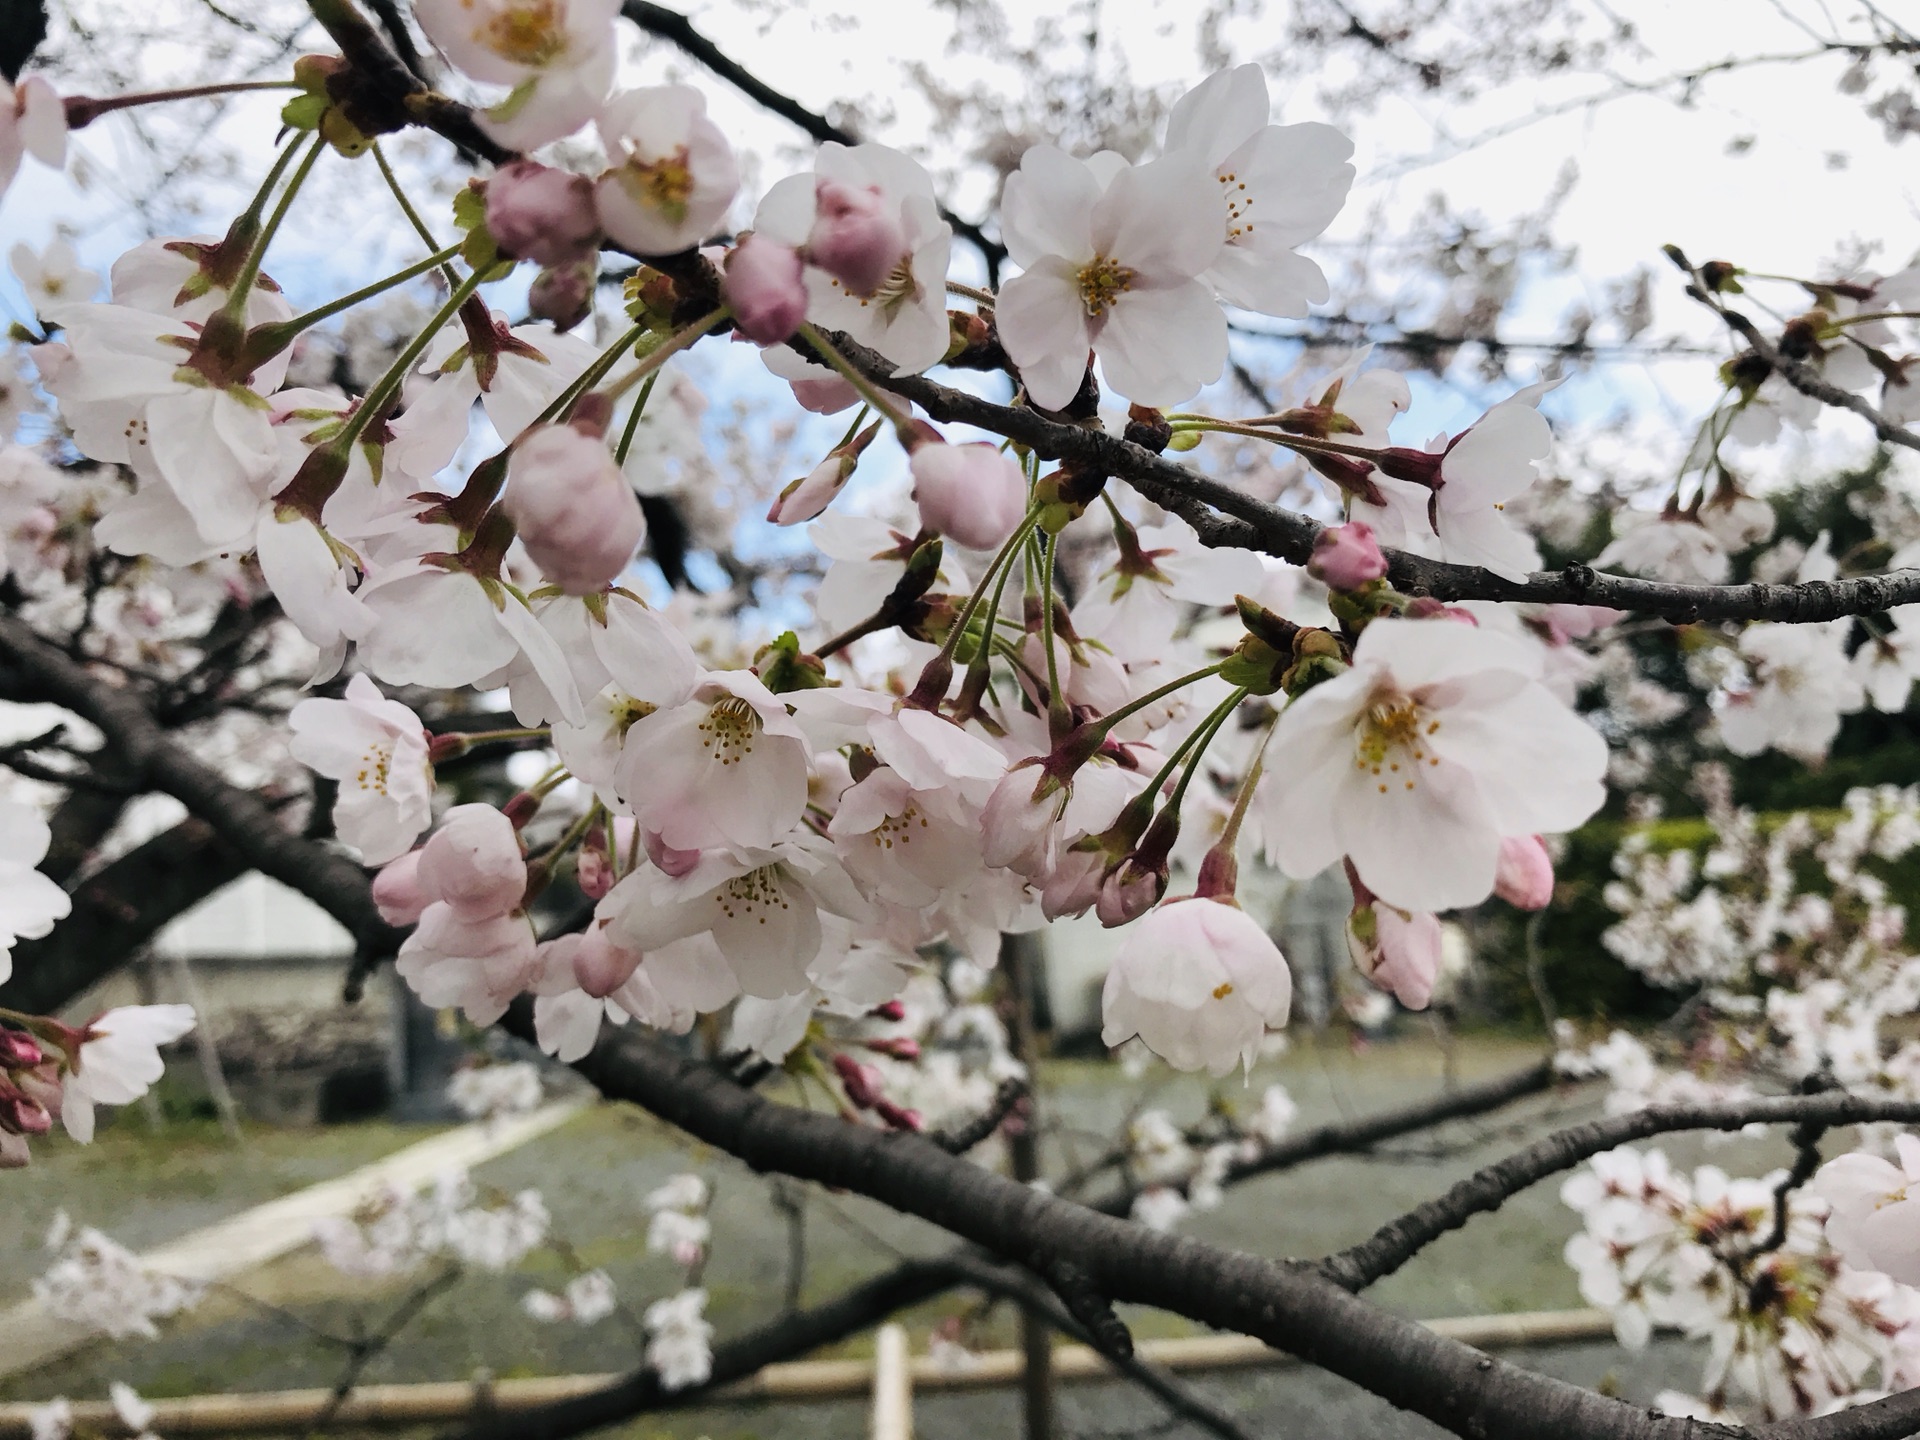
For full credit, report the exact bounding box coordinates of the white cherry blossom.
[0,800,71,985]
[413,0,619,149]
[997,148,1226,410]
[288,675,434,866]
[1261,617,1608,912]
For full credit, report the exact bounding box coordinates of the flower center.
[851,257,919,314]
[477,3,568,66]
[616,149,694,223]
[1354,693,1442,794]
[1076,256,1136,318]
[1212,982,1234,1000]
[698,696,761,766]
[1217,169,1257,243]
[868,801,930,849]
[607,694,657,739]
[354,741,395,796]
[714,865,790,924]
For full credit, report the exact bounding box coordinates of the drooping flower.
[413,0,620,149]
[1717,621,1862,764]
[1100,897,1292,1076]
[1346,899,1443,1010]
[416,804,527,922]
[288,675,435,866]
[1159,65,1354,319]
[997,148,1226,410]
[723,233,808,345]
[56,1005,197,1143]
[1260,617,1608,912]
[593,86,739,257]
[1494,834,1556,910]
[0,800,71,985]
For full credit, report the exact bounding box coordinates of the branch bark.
[0,614,404,961]
[1324,1090,1920,1292]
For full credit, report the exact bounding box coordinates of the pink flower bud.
[486,161,602,267]
[643,828,702,878]
[571,926,644,998]
[1096,861,1163,928]
[503,422,647,595]
[1346,903,1443,1011]
[1308,522,1387,590]
[863,1036,921,1060]
[870,1000,906,1022]
[769,453,852,526]
[576,842,614,900]
[807,180,905,297]
[528,258,598,332]
[0,1030,43,1070]
[1493,834,1555,910]
[831,1052,884,1109]
[373,849,432,926]
[910,441,1028,551]
[418,804,527,922]
[724,234,808,344]
[0,1086,50,1137]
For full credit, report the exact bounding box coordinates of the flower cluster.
[1563,1145,1920,1421]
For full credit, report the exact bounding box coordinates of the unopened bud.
[487,160,601,268]
[831,1052,884,1109]
[807,180,905,296]
[528,258,599,332]
[0,1031,42,1070]
[1309,522,1388,590]
[1493,834,1555,910]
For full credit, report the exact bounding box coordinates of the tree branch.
[1089,1057,1560,1216]
[1323,1090,1920,1292]
[0,614,404,962]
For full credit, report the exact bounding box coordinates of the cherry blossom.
[1812,1136,1920,1285]
[1717,622,1863,763]
[10,240,99,314]
[1159,64,1354,319]
[593,87,739,257]
[1101,897,1292,1076]
[753,143,954,376]
[413,0,619,149]
[288,675,435,866]
[909,439,1029,551]
[0,74,65,205]
[55,1005,197,1143]
[997,148,1226,410]
[1260,617,1608,912]
[486,161,601,267]
[0,800,72,985]
[645,1287,714,1390]
[503,420,647,594]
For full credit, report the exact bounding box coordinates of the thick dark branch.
[0,614,403,960]
[1089,1057,1559,1216]
[861,343,1920,623]
[0,819,248,1015]
[618,2,1005,277]
[549,1014,1784,1440]
[1325,1090,1920,1292]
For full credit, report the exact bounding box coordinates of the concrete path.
[0,1098,589,1380]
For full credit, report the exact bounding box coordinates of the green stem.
[334,264,492,452]
[1142,687,1246,803]
[221,133,326,326]
[1163,688,1245,815]
[796,322,915,436]
[613,373,659,467]
[936,507,1043,666]
[528,322,648,434]
[597,307,730,407]
[1078,660,1227,745]
[372,140,462,289]
[249,242,464,351]
[962,515,1026,692]
[1040,534,1069,737]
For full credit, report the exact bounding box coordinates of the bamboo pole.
[0,1308,1618,1436]
[871,1322,913,1440]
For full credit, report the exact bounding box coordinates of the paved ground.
[0,1028,1797,1436]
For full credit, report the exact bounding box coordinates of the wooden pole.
[0,1309,1618,1437]
[870,1322,913,1440]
